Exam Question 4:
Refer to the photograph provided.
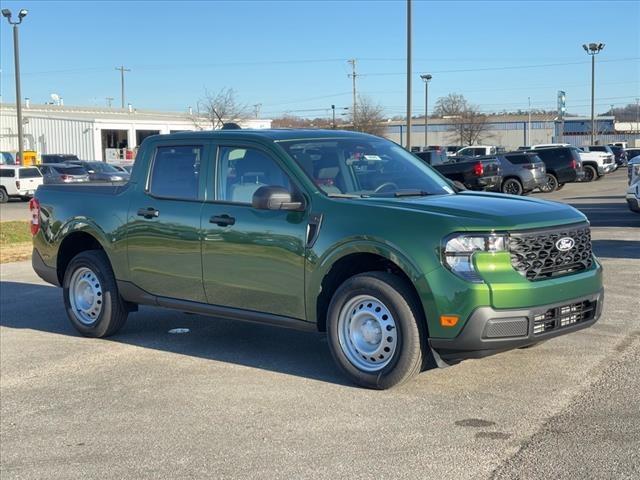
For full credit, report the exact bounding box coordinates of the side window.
[149,145,201,200]
[0,169,15,178]
[218,147,292,204]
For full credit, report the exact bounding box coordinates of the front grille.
[533,300,597,335]
[509,223,593,281]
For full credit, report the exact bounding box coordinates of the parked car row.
[417,141,636,196]
[0,159,131,202]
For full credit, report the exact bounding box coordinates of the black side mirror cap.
[252,185,304,211]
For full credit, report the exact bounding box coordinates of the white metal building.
[0,103,271,161]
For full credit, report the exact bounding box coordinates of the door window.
[149,146,202,200]
[217,147,292,203]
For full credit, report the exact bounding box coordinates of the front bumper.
[430,289,604,364]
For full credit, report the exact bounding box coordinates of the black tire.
[540,173,558,193]
[326,272,426,389]
[583,165,596,182]
[63,250,128,338]
[501,178,524,195]
[0,188,8,203]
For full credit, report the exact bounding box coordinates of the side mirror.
[252,185,304,211]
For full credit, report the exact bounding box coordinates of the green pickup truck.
[31,129,604,389]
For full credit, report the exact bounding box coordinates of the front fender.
[305,237,431,325]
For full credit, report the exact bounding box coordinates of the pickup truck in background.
[30,129,604,389]
[414,150,502,191]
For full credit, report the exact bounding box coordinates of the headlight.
[442,233,508,282]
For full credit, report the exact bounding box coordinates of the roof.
[164,128,377,142]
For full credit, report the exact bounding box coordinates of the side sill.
[116,280,317,333]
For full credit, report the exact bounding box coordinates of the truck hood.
[360,191,587,230]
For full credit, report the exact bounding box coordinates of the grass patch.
[0,221,32,263]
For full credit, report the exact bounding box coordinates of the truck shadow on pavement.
[568,202,640,228]
[0,281,355,387]
[591,240,640,259]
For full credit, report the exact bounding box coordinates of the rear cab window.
[148,145,202,200]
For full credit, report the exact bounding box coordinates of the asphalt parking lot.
[1,169,638,479]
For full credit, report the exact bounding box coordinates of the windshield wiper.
[326,193,362,198]
[365,189,434,198]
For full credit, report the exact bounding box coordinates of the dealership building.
[383,114,640,150]
[0,103,271,162]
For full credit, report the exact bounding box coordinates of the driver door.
[200,144,308,320]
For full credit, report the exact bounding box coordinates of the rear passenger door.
[127,140,212,302]
[200,143,308,320]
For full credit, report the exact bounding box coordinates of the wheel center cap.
[361,319,382,344]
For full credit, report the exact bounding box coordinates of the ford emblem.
[555,237,575,251]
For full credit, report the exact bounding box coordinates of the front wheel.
[327,272,426,389]
[63,250,129,338]
[502,178,523,195]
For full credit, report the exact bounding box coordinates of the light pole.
[331,104,336,129]
[582,42,605,145]
[2,8,28,165]
[405,0,412,150]
[420,74,432,148]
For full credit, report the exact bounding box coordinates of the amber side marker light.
[440,315,459,327]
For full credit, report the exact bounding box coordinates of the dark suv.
[41,154,81,164]
[607,145,628,167]
[528,146,584,192]
[492,152,547,195]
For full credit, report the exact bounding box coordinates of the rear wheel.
[63,250,128,337]
[0,188,8,203]
[327,272,426,389]
[501,178,524,195]
[539,174,558,193]
[583,165,596,182]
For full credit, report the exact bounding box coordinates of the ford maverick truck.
[31,130,604,389]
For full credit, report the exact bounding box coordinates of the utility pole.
[2,8,28,165]
[115,65,131,109]
[406,0,412,150]
[253,103,262,118]
[106,97,114,108]
[347,59,357,127]
[636,98,639,133]
[528,97,532,146]
[331,104,336,129]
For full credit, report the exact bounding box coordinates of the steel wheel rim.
[337,295,398,372]
[504,180,521,195]
[69,267,103,325]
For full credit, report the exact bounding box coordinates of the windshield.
[279,138,454,197]
[88,162,120,173]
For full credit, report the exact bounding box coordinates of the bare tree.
[351,95,386,136]
[433,93,492,145]
[196,87,250,129]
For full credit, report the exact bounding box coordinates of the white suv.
[0,166,44,203]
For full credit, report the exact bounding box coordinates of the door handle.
[209,214,235,227]
[137,207,160,219]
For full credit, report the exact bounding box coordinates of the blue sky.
[1,0,638,118]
